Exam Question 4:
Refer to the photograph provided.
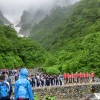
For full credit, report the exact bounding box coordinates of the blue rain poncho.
[14,68,34,100]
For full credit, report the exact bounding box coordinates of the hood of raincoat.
[19,68,28,78]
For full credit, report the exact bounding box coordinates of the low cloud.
[0,0,79,24]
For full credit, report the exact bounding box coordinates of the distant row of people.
[63,72,95,84]
[27,72,95,87]
[0,67,97,100]
[0,68,95,87]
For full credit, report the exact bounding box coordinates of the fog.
[0,0,79,24]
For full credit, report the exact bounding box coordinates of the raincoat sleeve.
[27,81,34,100]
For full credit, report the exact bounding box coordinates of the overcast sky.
[0,0,79,24]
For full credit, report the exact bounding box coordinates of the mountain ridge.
[17,0,79,36]
[0,10,10,25]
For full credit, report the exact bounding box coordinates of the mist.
[0,0,79,24]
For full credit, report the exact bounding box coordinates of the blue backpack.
[17,82,28,98]
[0,82,9,98]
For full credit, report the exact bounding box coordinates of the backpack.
[0,82,9,98]
[5,81,13,97]
[17,82,28,98]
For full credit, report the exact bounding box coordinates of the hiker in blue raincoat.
[0,74,10,100]
[14,68,34,100]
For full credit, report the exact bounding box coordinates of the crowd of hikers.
[29,72,95,87]
[0,68,95,100]
[0,68,34,100]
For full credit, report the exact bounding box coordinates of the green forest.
[0,26,48,68]
[0,0,100,77]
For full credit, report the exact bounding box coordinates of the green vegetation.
[29,0,100,77]
[34,94,56,100]
[0,0,100,77]
[29,6,75,48]
[0,26,48,69]
[0,20,4,25]
[43,96,56,100]
[34,93,40,100]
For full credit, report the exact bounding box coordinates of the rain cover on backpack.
[17,82,28,98]
[0,82,9,98]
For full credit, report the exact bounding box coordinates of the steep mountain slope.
[17,9,48,35]
[30,0,100,51]
[47,0,100,52]
[0,25,48,68]
[29,6,75,47]
[29,0,100,76]
[0,20,4,25]
[0,11,10,25]
[17,0,79,36]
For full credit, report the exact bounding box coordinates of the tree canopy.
[0,26,48,69]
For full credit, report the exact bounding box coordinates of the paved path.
[33,82,100,89]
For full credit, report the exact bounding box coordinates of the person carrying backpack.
[6,77,13,100]
[0,74,10,100]
[14,68,34,100]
